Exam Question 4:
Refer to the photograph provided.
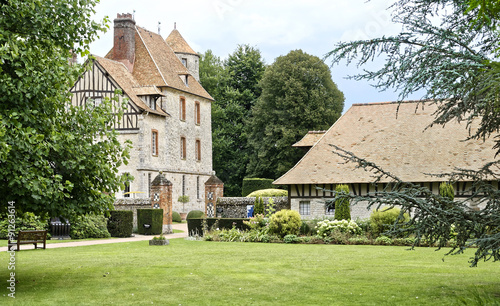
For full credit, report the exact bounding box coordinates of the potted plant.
[149,233,169,246]
[178,195,190,214]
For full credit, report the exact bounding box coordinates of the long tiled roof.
[274,101,498,185]
[94,56,167,117]
[292,131,327,148]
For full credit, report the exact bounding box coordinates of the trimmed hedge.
[172,211,182,223]
[247,189,288,198]
[242,178,274,196]
[137,209,163,235]
[186,210,205,219]
[187,218,249,236]
[107,211,133,237]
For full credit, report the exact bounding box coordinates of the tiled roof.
[165,29,198,55]
[105,26,212,101]
[293,131,327,147]
[274,101,498,185]
[94,56,168,117]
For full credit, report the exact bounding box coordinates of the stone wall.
[114,198,151,231]
[216,197,289,218]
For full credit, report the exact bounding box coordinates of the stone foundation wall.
[216,197,289,218]
[114,198,151,231]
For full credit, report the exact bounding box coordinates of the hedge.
[70,214,110,239]
[242,178,274,196]
[247,188,288,198]
[137,209,163,235]
[107,211,133,237]
[187,218,249,236]
[186,210,205,219]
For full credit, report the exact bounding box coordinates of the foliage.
[246,188,288,198]
[268,209,302,238]
[283,234,300,244]
[200,46,266,196]
[70,214,110,239]
[187,218,249,236]
[369,207,410,238]
[327,0,500,266]
[172,211,182,223]
[243,214,267,230]
[107,211,133,238]
[242,178,275,196]
[374,236,393,246]
[0,0,131,218]
[253,196,265,215]
[333,184,351,220]
[316,219,362,237]
[137,209,163,235]
[178,195,190,203]
[439,182,455,201]
[0,212,49,239]
[246,50,344,179]
[265,197,276,218]
[186,210,205,219]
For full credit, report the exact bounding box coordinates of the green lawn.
[1,239,499,305]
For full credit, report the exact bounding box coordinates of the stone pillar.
[150,172,173,234]
[205,175,224,217]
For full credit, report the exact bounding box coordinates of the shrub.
[247,189,288,197]
[254,197,264,215]
[316,219,362,237]
[283,234,300,244]
[107,211,133,237]
[300,221,313,235]
[186,210,205,219]
[244,214,267,230]
[0,212,49,239]
[137,209,163,235]
[348,236,371,245]
[334,184,351,220]
[188,218,249,236]
[268,209,302,238]
[439,182,455,201]
[70,214,110,239]
[369,207,410,237]
[242,178,274,196]
[374,236,392,245]
[172,211,182,223]
[265,197,276,218]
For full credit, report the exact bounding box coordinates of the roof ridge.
[352,99,434,107]
[135,26,169,86]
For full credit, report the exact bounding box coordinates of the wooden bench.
[8,230,47,251]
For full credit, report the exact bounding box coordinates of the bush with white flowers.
[316,219,362,237]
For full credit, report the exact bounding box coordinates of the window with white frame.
[299,201,310,215]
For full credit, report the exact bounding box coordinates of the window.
[148,173,152,197]
[123,172,131,197]
[152,130,158,156]
[88,96,102,107]
[299,201,310,215]
[197,176,200,199]
[325,204,335,216]
[182,175,186,196]
[195,101,201,125]
[149,97,156,110]
[195,139,201,161]
[182,58,187,67]
[180,137,186,159]
[179,97,186,121]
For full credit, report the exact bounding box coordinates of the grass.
[1,239,499,305]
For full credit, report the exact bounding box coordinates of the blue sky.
[89,0,422,113]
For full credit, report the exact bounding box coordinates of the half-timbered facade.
[70,13,214,214]
[274,101,499,219]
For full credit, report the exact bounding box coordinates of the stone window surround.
[179,96,186,121]
[299,201,310,215]
[194,101,201,125]
[195,139,201,161]
[151,129,158,156]
[180,136,186,160]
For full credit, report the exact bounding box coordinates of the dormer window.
[181,58,187,67]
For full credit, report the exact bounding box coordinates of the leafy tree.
[247,50,344,179]
[327,0,500,265]
[0,0,130,218]
[200,45,266,196]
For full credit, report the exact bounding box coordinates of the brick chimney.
[113,13,136,72]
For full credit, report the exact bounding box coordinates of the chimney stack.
[113,13,136,72]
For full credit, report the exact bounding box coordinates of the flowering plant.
[316,219,362,236]
[244,214,267,230]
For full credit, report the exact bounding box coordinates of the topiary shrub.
[439,182,455,201]
[137,209,163,235]
[369,207,409,238]
[172,211,182,223]
[268,209,302,238]
[247,189,288,197]
[70,214,110,239]
[107,210,133,237]
[254,196,264,216]
[186,210,205,219]
[242,178,274,196]
[334,184,351,221]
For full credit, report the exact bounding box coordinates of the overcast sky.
[89,0,419,112]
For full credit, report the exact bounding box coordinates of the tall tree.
[0,0,130,218]
[200,46,266,196]
[247,50,344,179]
[327,0,500,265]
